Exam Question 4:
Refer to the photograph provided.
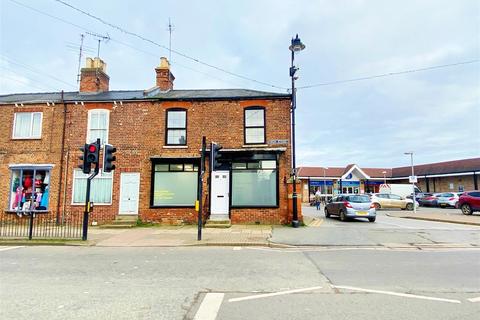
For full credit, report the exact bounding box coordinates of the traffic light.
[210,142,223,171]
[86,141,100,167]
[103,144,117,172]
[79,144,91,174]
[78,140,100,174]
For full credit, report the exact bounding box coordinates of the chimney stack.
[155,57,175,91]
[80,57,109,93]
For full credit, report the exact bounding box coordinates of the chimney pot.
[155,57,175,91]
[80,57,109,93]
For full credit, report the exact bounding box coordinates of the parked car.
[370,193,418,210]
[418,193,440,207]
[325,194,376,222]
[436,192,461,208]
[414,192,433,201]
[457,191,480,215]
[379,184,421,198]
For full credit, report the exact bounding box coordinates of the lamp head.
[289,34,305,52]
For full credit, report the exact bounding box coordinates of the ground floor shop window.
[151,162,198,207]
[72,169,113,204]
[231,160,278,207]
[9,166,51,211]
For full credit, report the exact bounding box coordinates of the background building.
[298,158,480,202]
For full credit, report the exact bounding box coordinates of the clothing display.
[40,187,49,208]
[13,186,23,210]
[10,169,50,211]
[23,175,32,188]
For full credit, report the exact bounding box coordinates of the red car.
[457,191,480,215]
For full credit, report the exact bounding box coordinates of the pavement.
[385,206,480,226]
[88,225,272,247]
[2,205,478,248]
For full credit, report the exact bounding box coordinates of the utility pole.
[404,152,417,214]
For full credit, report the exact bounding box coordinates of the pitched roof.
[0,88,290,105]
[391,157,480,177]
[297,158,480,179]
[297,167,346,177]
[363,168,392,178]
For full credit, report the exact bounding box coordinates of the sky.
[1,0,479,168]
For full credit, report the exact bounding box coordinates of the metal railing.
[0,213,83,240]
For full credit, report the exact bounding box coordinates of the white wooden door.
[119,173,140,215]
[210,170,230,220]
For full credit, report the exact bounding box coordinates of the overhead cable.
[297,60,480,89]
[54,0,287,90]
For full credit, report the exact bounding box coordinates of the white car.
[370,193,418,210]
[436,192,461,208]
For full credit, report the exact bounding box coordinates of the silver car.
[325,194,376,222]
[437,192,461,208]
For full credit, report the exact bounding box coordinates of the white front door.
[210,170,230,220]
[119,172,140,215]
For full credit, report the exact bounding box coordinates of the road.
[270,205,480,247]
[1,209,479,320]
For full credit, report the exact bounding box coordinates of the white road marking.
[247,246,480,254]
[467,296,480,303]
[229,286,323,302]
[194,293,224,320]
[233,247,241,251]
[0,246,24,252]
[332,285,461,304]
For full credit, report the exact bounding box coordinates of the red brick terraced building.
[0,57,299,225]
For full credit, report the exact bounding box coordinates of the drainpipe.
[56,90,67,224]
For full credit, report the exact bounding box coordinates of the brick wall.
[413,175,478,193]
[1,97,293,225]
[0,104,65,219]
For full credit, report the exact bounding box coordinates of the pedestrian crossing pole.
[197,136,206,241]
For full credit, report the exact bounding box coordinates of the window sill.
[163,145,188,149]
[231,205,279,209]
[4,210,50,214]
[71,203,112,206]
[11,137,42,140]
[242,144,268,148]
[150,205,195,208]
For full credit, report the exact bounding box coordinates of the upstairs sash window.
[244,107,265,144]
[13,112,42,139]
[166,109,187,145]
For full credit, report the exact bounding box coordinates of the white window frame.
[12,112,43,139]
[86,109,110,144]
[71,169,114,205]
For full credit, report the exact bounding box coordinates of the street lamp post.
[404,152,417,214]
[323,167,329,204]
[289,34,305,228]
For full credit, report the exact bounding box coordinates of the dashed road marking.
[194,293,224,320]
[467,296,480,303]
[332,285,461,304]
[233,247,242,251]
[0,246,24,252]
[229,286,323,302]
